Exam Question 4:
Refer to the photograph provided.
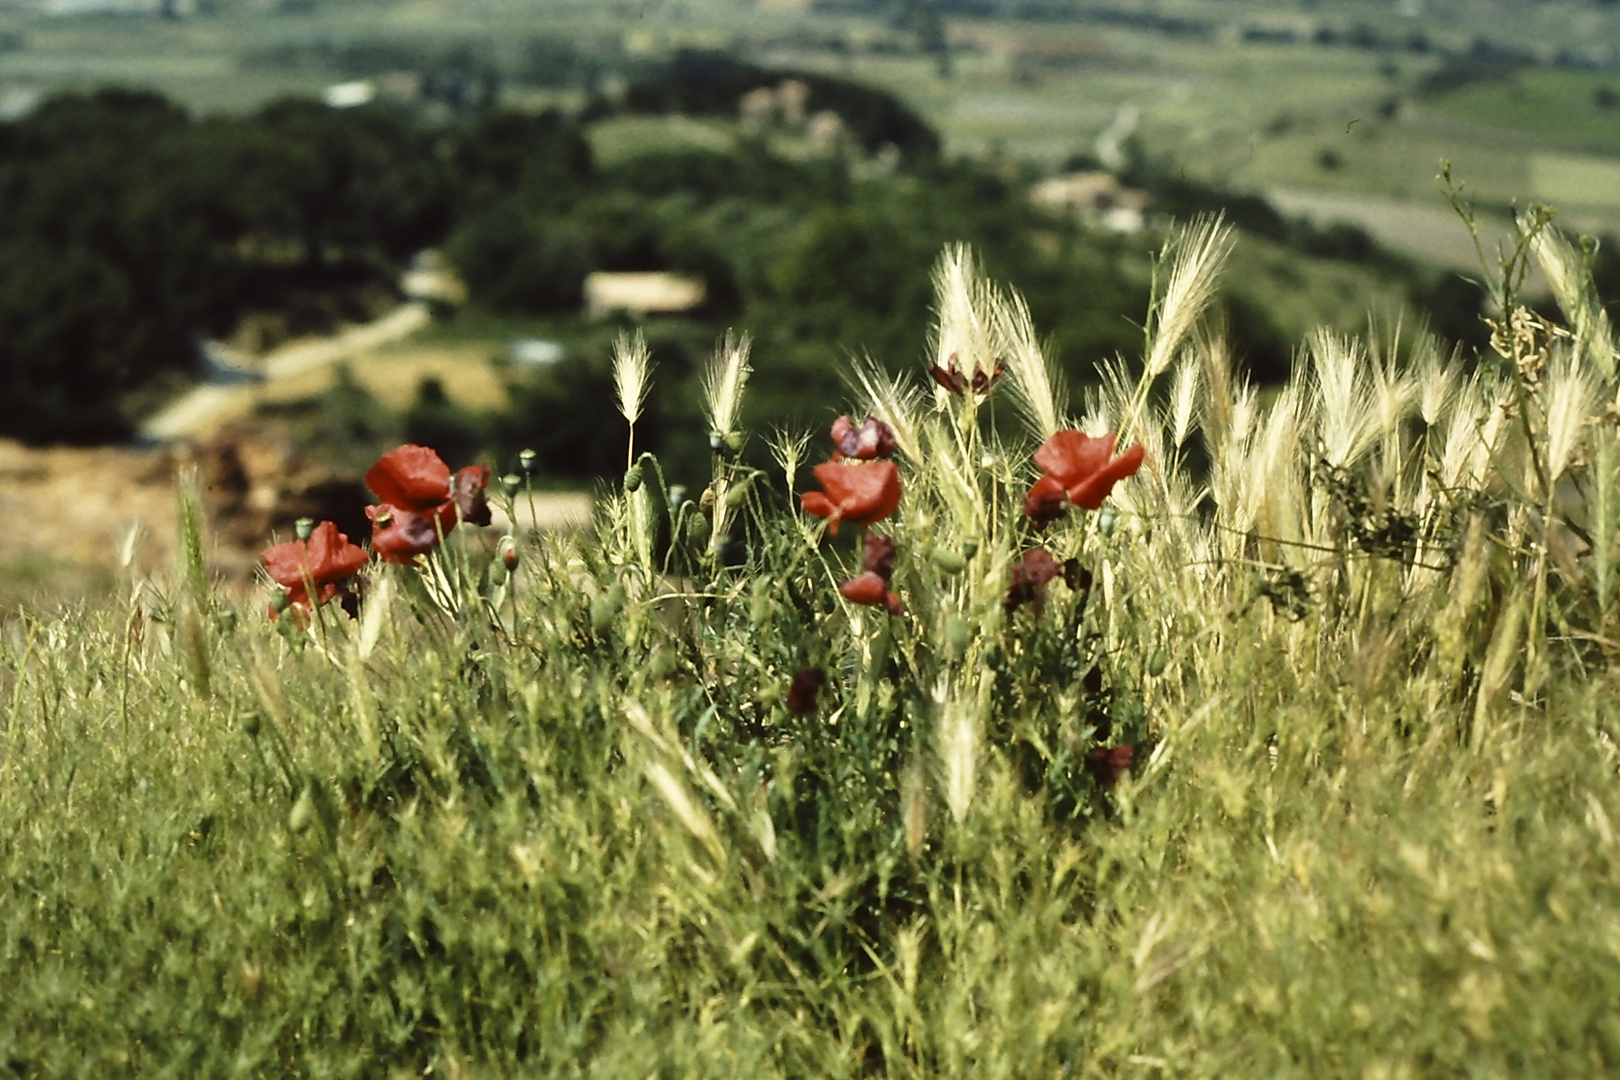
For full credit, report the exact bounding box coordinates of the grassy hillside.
[4,221,1620,1075]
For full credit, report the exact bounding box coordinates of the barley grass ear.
[174,465,210,615]
[992,285,1064,438]
[1531,223,1616,382]
[612,330,654,467]
[173,466,212,697]
[929,244,998,397]
[1168,350,1200,449]
[850,359,925,463]
[702,332,752,444]
[1309,329,1377,469]
[1144,214,1235,381]
[766,426,812,496]
[1543,353,1597,485]
[936,676,988,825]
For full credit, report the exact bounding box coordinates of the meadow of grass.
[5,214,1620,1075]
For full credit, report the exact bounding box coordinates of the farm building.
[583,272,706,320]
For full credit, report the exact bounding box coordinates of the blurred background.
[0,0,1616,607]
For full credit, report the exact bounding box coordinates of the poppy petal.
[800,490,842,535]
[365,444,452,511]
[1033,431,1116,488]
[1023,474,1068,530]
[811,459,901,529]
[367,503,443,564]
[453,465,492,527]
[1066,442,1145,510]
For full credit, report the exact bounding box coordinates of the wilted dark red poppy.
[1004,547,1068,613]
[1085,745,1135,788]
[1023,474,1069,531]
[453,464,493,527]
[1029,430,1145,513]
[801,459,902,536]
[364,444,492,561]
[830,415,897,460]
[366,503,453,565]
[261,520,367,621]
[861,531,896,580]
[929,353,1006,397]
[839,571,905,614]
[834,532,904,614]
[787,667,826,714]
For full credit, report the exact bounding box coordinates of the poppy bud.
[667,484,687,514]
[724,431,745,455]
[242,712,261,738]
[1098,508,1117,536]
[590,582,626,635]
[750,590,772,628]
[489,560,508,587]
[708,429,725,452]
[500,536,519,572]
[945,615,972,660]
[686,514,711,548]
[624,464,643,493]
[699,487,717,517]
[1147,649,1168,677]
[726,472,757,505]
[288,785,315,833]
[929,547,967,574]
[294,517,315,542]
[271,587,291,614]
[518,448,537,475]
[500,473,522,497]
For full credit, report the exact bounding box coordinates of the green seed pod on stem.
[945,615,972,661]
[288,785,315,833]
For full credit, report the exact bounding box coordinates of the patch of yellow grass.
[263,343,511,411]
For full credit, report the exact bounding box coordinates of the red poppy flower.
[366,503,454,565]
[787,667,826,714]
[839,571,905,615]
[364,445,492,560]
[261,520,367,621]
[1086,745,1135,788]
[366,444,453,512]
[800,459,901,536]
[1029,430,1145,513]
[830,415,897,460]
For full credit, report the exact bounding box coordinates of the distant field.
[1424,67,1620,156]
[1266,186,1526,279]
[1531,152,1620,212]
[3,0,1620,258]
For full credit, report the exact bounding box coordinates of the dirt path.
[139,302,432,442]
